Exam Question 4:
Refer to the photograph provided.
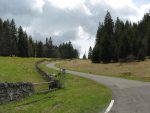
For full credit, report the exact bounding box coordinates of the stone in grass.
[49,79,62,89]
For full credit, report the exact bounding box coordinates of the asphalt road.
[47,62,150,113]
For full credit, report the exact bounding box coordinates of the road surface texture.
[47,62,150,113]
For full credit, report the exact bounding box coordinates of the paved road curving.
[47,62,150,113]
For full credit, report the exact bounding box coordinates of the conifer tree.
[36,41,43,57]
[10,19,18,56]
[92,45,100,63]
[83,53,86,59]
[18,26,28,57]
[0,18,3,56]
[28,36,35,57]
[88,46,92,59]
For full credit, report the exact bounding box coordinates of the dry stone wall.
[35,60,62,89]
[0,82,34,104]
[0,59,61,104]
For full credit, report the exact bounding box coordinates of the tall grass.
[56,59,150,82]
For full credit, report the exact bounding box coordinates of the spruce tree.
[100,33,112,63]
[88,46,92,59]
[118,30,130,59]
[10,19,18,56]
[28,36,35,57]
[83,54,86,59]
[18,26,28,57]
[101,11,115,62]
[0,18,3,56]
[2,20,11,56]
[146,30,150,56]
[137,48,145,61]
[36,41,43,57]
[0,18,79,58]
[92,11,150,63]
[92,45,100,63]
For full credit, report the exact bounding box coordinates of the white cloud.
[124,2,150,22]
[89,0,104,5]
[90,0,133,9]
[53,31,61,36]
[82,4,93,16]
[140,3,150,14]
[47,0,85,9]
[72,26,95,58]
[1,0,150,57]
[47,0,92,15]
[88,0,148,22]
[33,0,45,13]
[106,0,133,9]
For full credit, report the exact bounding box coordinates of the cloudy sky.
[0,0,150,57]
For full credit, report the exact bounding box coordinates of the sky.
[0,0,150,57]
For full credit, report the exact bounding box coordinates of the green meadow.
[0,57,111,113]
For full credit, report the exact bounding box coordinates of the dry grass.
[57,59,150,82]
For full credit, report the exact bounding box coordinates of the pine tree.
[137,48,145,61]
[92,23,104,63]
[104,11,114,34]
[100,33,112,63]
[58,42,78,59]
[0,18,3,56]
[68,41,74,58]
[96,23,104,45]
[18,26,28,57]
[2,20,11,56]
[88,46,92,59]
[130,23,138,56]
[36,41,43,57]
[83,53,86,59]
[17,26,23,57]
[146,30,150,56]
[114,17,125,59]
[73,49,79,58]
[28,36,35,57]
[44,37,54,57]
[92,45,100,63]
[118,30,130,59]
[100,11,115,62]
[10,19,18,56]
[92,11,150,63]
[0,18,79,59]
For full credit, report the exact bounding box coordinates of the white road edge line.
[104,100,115,113]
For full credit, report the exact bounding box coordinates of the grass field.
[0,57,49,91]
[0,57,45,82]
[56,59,150,82]
[0,57,111,113]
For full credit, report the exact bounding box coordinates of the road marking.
[104,100,115,113]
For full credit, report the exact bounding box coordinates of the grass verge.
[0,59,111,113]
